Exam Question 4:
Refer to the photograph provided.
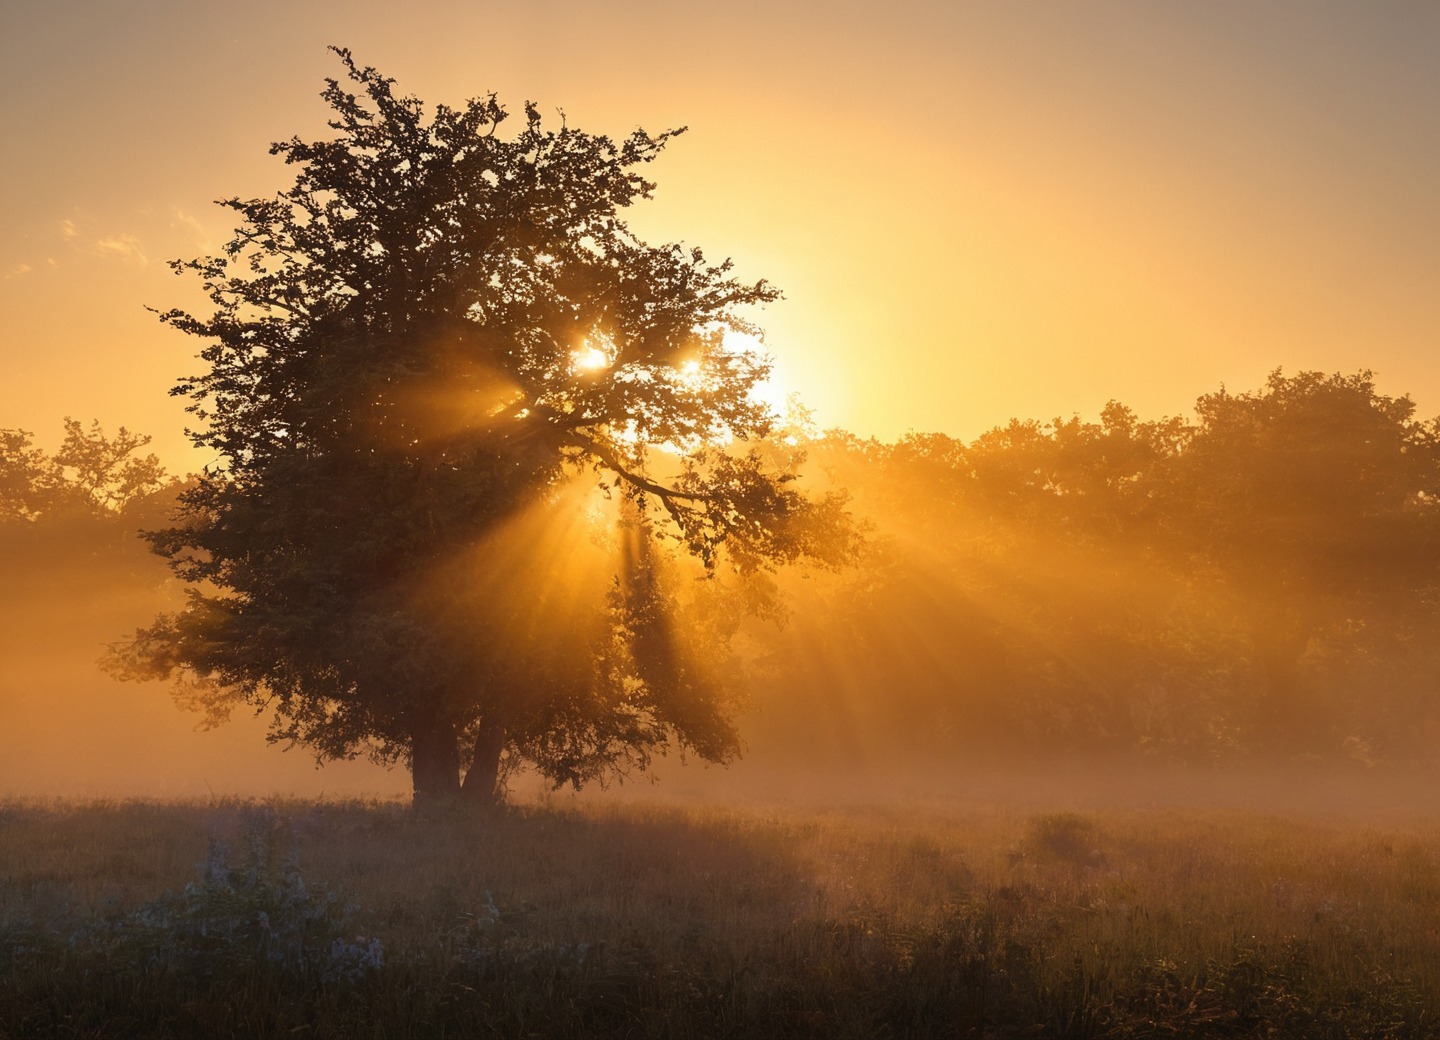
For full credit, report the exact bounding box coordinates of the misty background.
[7,366,1440,801]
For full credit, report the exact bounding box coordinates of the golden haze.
[1,2,1439,797]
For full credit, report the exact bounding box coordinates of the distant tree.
[0,428,57,524]
[960,402,1186,541]
[1,419,177,604]
[1166,369,1440,747]
[729,373,1440,768]
[1,419,169,525]
[108,49,849,804]
[51,418,170,518]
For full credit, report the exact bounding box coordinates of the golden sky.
[2,1,1438,466]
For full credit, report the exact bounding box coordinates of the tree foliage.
[1,420,168,524]
[1171,371,1440,745]
[0,420,176,608]
[747,370,1440,767]
[111,49,850,803]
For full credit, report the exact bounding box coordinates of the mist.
[7,368,1439,813]
[9,390,1440,1035]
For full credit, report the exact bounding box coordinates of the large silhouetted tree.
[110,49,848,804]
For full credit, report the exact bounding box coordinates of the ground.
[3,771,1439,1037]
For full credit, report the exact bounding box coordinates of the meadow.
[3,783,1439,1039]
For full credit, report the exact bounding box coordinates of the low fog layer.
[5,369,1440,805]
[0,579,406,801]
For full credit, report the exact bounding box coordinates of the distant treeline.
[753,368,1440,768]
[0,420,180,597]
[6,367,1440,770]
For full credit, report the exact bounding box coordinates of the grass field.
[3,788,1439,1038]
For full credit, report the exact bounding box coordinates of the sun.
[722,329,793,420]
[571,343,612,375]
[569,329,796,429]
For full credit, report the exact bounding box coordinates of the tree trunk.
[411,717,461,805]
[461,718,506,806]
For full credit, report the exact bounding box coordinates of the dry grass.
[2,796,1439,1037]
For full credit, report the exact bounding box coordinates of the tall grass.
[2,796,1438,1037]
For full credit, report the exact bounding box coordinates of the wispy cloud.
[54,217,150,267]
[4,263,33,279]
[170,207,209,243]
[94,234,148,266]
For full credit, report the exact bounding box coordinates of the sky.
[1,1,1438,799]
[2,1,1438,467]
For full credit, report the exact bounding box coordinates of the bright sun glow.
[723,330,792,420]
[572,345,611,374]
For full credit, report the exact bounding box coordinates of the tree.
[1169,369,1440,748]
[52,418,170,518]
[1,419,169,525]
[108,49,848,804]
[0,428,56,524]
[2,420,177,611]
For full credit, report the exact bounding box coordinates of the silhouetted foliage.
[0,420,176,594]
[0,428,52,524]
[745,370,1440,768]
[2,420,168,523]
[109,49,850,804]
[1171,370,1440,749]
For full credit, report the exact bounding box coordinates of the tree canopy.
[1,420,177,618]
[1,420,169,524]
[110,49,850,803]
[744,370,1440,768]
